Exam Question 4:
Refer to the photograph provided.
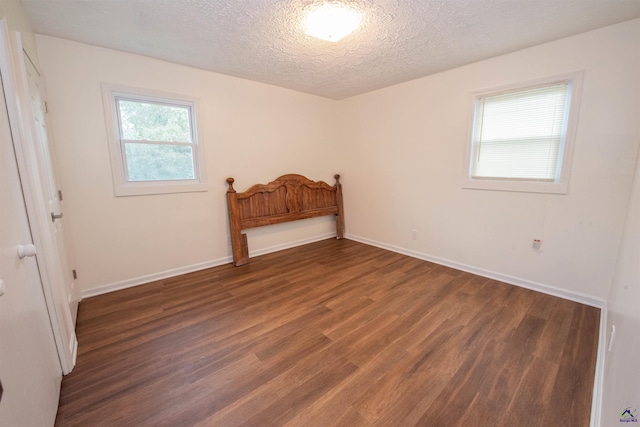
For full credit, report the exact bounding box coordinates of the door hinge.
[72,269,77,280]
[58,189,63,201]
[43,101,48,113]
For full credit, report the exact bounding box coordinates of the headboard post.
[335,174,345,239]
[226,177,249,266]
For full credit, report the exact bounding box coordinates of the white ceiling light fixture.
[303,2,363,42]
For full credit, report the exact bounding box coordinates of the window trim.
[102,83,207,196]
[462,72,583,194]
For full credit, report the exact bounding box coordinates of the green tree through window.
[118,100,191,142]
[116,98,196,182]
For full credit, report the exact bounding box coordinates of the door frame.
[0,18,76,374]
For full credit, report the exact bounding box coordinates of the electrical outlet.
[411,229,418,240]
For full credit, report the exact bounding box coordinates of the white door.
[6,32,78,374]
[21,46,79,322]
[0,57,62,426]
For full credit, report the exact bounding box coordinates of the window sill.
[462,178,568,194]
[114,181,208,197]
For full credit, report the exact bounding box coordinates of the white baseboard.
[69,334,78,370]
[80,232,336,299]
[249,232,336,258]
[591,304,607,427]
[346,233,605,308]
[80,256,232,299]
[84,231,605,306]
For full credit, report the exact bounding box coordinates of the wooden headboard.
[226,174,344,266]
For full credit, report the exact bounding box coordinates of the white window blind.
[470,82,571,181]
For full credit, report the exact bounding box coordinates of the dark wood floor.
[55,239,600,427]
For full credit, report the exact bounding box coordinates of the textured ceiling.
[20,0,640,99]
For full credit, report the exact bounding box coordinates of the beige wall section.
[35,35,339,293]
[37,20,638,301]
[602,148,640,424]
[336,19,640,300]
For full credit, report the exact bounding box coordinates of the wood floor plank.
[55,239,600,426]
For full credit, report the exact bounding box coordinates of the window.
[102,83,207,196]
[463,73,582,194]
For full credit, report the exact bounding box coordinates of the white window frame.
[102,83,207,196]
[462,72,583,194]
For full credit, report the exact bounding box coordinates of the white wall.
[337,19,640,301]
[35,36,339,293]
[601,147,640,424]
[37,19,639,303]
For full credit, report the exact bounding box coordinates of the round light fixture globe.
[303,2,362,42]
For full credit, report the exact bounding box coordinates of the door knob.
[17,244,37,259]
[51,212,63,222]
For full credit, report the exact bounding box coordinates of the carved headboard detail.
[226,174,344,266]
